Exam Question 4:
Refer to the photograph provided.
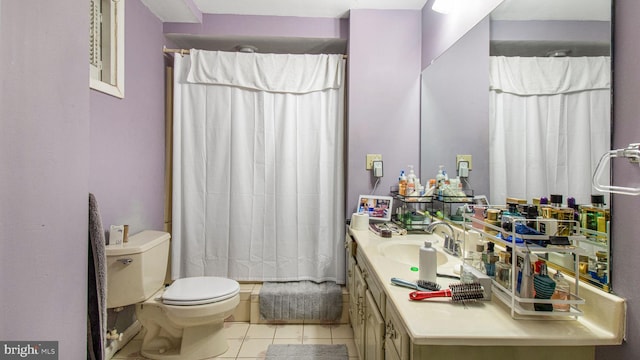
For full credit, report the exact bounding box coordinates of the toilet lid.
[162,276,240,306]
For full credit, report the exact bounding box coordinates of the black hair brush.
[416,279,441,291]
[391,278,441,291]
[409,282,484,302]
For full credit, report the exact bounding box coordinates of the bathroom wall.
[346,9,422,213]
[597,1,640,358]
[491,20,611,43]
[163,13,348,39]
[89,0,167,235]
[420,17,491,198]
[0,0,90,358]
[421,0,503,69]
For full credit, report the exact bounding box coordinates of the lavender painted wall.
[491,20,611,42]
[421,0,503,69]
[90,0,167,235]
[420,17,491,198]
[0,1,90,358]
[347,10,422,213]
[597,2,640,358]
[163,14,348,39]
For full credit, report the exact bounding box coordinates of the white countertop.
[349,227,626,346]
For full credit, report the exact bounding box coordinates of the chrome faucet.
[424,220,454,236]
[425,221,460,256]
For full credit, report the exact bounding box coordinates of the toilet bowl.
[106,231,240,360]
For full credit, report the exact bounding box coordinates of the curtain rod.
[162,46,348,59]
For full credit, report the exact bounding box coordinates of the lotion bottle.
[419,241,437,283]
[399,170,407,196]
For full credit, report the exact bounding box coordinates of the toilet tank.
[106,230,170,308]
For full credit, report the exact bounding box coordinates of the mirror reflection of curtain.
[172,50,346,283]
[489,56,611,205]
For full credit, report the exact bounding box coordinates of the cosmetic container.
[496,251,512,289]
[483,242,496,277]
[551,271,570,311]
[533,262,556,312]
[472,244,485,272]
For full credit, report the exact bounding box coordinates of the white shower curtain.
[489,56,611,205]
[172,50,345,283]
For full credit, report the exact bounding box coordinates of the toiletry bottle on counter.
[398,170,407,196]
[533,262,556,312]
[516,252,535,310]
[407,165,417,196]
[472,244,485,272]
[551,271,570,311]
[483,242,496,277]
[496,251,512,289]
[419,241,437,283]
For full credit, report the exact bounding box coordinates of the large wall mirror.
[420,0,613,291]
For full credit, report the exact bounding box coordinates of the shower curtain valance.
[186,49,344,94]
[490,56,610,95]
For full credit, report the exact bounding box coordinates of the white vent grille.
[89,0,102,75]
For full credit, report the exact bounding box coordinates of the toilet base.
[136,292,240,360]
[141,322,229,360]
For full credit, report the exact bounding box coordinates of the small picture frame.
[357,195,393,222]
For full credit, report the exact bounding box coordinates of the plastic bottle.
[425,179,436,196]
[551,271,570,311]
[398,170,407,196]
[436,165,445,188]
[406,166,417,196]
[407,178,415,197]
[419,241,437,283]
[483,242,496,277]
[472,244,485,272]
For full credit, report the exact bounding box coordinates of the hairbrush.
[391,278,441,291]
[415,279,441,291]
[408,282,484,302]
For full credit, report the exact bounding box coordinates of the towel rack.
[592,143,640,195]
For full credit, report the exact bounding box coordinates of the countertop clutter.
[347,226,625,350]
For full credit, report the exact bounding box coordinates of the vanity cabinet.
[365,291,385,360]
[346,231,387,360]
[384,300,410,360]
[352,263,366,359]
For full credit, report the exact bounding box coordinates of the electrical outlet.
[456,154,472,171]
[366,154,383,170]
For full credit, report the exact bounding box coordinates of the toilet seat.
[162,276,240,305]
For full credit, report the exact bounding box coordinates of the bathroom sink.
[377,240,448,267]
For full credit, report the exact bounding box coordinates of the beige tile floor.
[112,323,359,359]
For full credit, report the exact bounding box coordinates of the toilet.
[106,230,240,360]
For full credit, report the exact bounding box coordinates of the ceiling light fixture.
[432,0,454,14]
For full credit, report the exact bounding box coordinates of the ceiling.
[142,0,609,23]
[145,0,610,55]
